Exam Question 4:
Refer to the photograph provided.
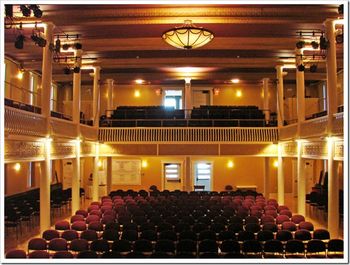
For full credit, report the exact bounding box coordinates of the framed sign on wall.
[112,159,141,185]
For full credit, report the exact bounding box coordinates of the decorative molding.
[5,140,44,162]
[279,124,297,141]
[80,125,98,141]
[302,141,327,158]
[281,141,297,157]
[300,116,328,138]
[50,118,77,139]
[332,113,343,136]
[334,141,343,160]
[51,142,76,159]
[81,142,95,157]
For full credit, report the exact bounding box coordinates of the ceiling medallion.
[162,20,214,50]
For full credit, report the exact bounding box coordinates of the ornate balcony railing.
[279,124,298,140]
[300,116,328,138]
[80,124,98,141]
[332,112,343,135]
[50,117,78,139]
[99,127,279,143]
[5,106,47,137]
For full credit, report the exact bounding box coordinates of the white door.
[163,162,183,191]
[193,162,213,191]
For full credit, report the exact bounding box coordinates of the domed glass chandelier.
[162,20,214,50]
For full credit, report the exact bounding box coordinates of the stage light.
[29,5,43,18]
[74,43,82,50]
[296,41,305,49]
[55,38,61,53]
[310,64,317,73]
[20,5,31,17]
[297,64,305,72]
[63,67,71,75]
[62,44,70,50]
[73,66,80,73]
[319,35,329,50]
[14,34,25,49]
[310,41,319,49]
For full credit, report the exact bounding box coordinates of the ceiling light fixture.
[231,79,240,84]
[135,79,144,84]
[162,20,214,50]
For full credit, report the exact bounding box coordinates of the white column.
[264,157,270,198]
[263,78,270,124]
[296,48,305,135]
[276,65,285,127]
[92,67,101,127]
[106,157,112,195]
[40,23,54,128]
[106,79,114,118]
[72,49,83,124]
[40,138,51,234]
[92,143,100,201]
[71,140,81,215]
[325,19,338,133]
[184,78,192,119]
[297,141,306,215]
[277,143,285,205]
[327,137,339,238]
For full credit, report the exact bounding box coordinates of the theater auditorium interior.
[2,2,347,262]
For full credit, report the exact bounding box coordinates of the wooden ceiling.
[4,4,343,86]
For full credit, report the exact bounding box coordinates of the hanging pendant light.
[162,20,214,50]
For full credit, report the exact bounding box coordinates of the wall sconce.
[17,68,24,79]
[98,160,103,168]
[14,163,21,171]
[134,90,140,97]
[142,160,148,168]
[273,160,279,168]
[213,88,220,96]
[227,160,234,168]
[155,88,162,96]
[235,90,242,98]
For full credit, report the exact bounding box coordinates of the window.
[164,90,182,109]
[29,73,34,105]
[164,163,181,180]
[195,162,212,180]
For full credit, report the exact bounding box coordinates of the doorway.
[163,90,182,109]
[193,162,213,191]
[162,162,183,191]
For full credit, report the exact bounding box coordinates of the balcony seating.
[101,105,269,127]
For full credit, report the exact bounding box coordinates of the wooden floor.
[4,193,343,255]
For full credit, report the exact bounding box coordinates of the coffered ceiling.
[4,4,343,86]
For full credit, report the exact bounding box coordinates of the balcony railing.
[5,106,47,137]
[99,127,279,143]
[332,112,343,135]
[80,124,98,141]
[50,117,78,139]
[279,124,298,140]
[300,115,328,138]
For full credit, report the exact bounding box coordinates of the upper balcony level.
[4,102,343,144]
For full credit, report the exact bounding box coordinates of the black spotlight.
[311,41,319,49]
[74,43,82,50]
[14,34,25,49]
[320,35,329,49]
[20,5,31,17]
[297,64,305,72]
[29,5,43,18]
[296,41,305,49]
[73,66,80,73]
[5,4,13,17]
[336,33,343,44]
[310,64,317,73]
[37,37,47,47]
[31,33,39,43]
[338,4,343,15]
[63,67,71,75]
[55,38,61,53]
[62,44,70,50]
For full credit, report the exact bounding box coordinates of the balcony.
[99,127,279,143]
